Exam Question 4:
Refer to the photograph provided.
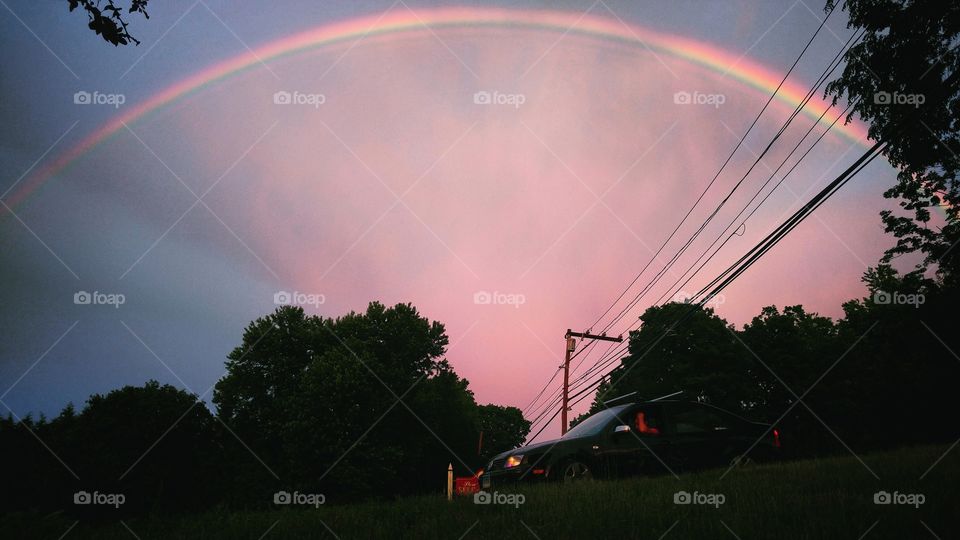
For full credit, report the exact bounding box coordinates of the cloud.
[2,24,894,429]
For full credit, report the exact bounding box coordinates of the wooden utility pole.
[561,329,623,435]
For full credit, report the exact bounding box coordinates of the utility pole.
[561,329,623,435]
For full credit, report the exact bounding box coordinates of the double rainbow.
[6,7,869,210]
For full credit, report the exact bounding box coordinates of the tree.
[68,0,150,45]
[0,413,59,512]
[71,381,221,516]
[1,382,220,516]
[402,368,482,480]
[213,302,478,501]
[212,305,321,466]
[739,306,840,418]
[821,0,960,453]
[738,306,841,456]
[477,404,530,462]
[602,303,750,414]
[825,0,960,282]
[833,264,959,451]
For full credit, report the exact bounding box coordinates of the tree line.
[0,303,530,518]
[578,262,960,458]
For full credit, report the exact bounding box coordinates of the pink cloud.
[67,27,894,437]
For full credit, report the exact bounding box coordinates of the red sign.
[454,476,480,495]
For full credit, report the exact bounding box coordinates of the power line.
[565,141,886,418]
[692,141,886,303]
[595,28,852,338]
[521,339,601,419]
[527,7,861,441]
[555,19,852,399]
[520,367,560,416]
[658,99,857,307]
[582,4,838,339]
[529,102,880,441]
[564,27,862,397]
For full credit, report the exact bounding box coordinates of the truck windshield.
[561,404,631,439]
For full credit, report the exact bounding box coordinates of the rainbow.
[6,7,870,210]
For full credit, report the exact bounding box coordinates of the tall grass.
[5,444,955,539]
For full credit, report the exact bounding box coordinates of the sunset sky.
[0,0,904,438]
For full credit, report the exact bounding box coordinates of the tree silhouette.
[213,303,479,501]
[69,381,221,516]
[825,0,960,281]
[68,0,150,46]
[478,404,531,461]
[602,303,750,413]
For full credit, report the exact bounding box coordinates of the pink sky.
[69,29,895,432]
[2,16,900,439]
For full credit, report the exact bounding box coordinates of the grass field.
[5,444,956,539]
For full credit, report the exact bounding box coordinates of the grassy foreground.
[5,444,957,539]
